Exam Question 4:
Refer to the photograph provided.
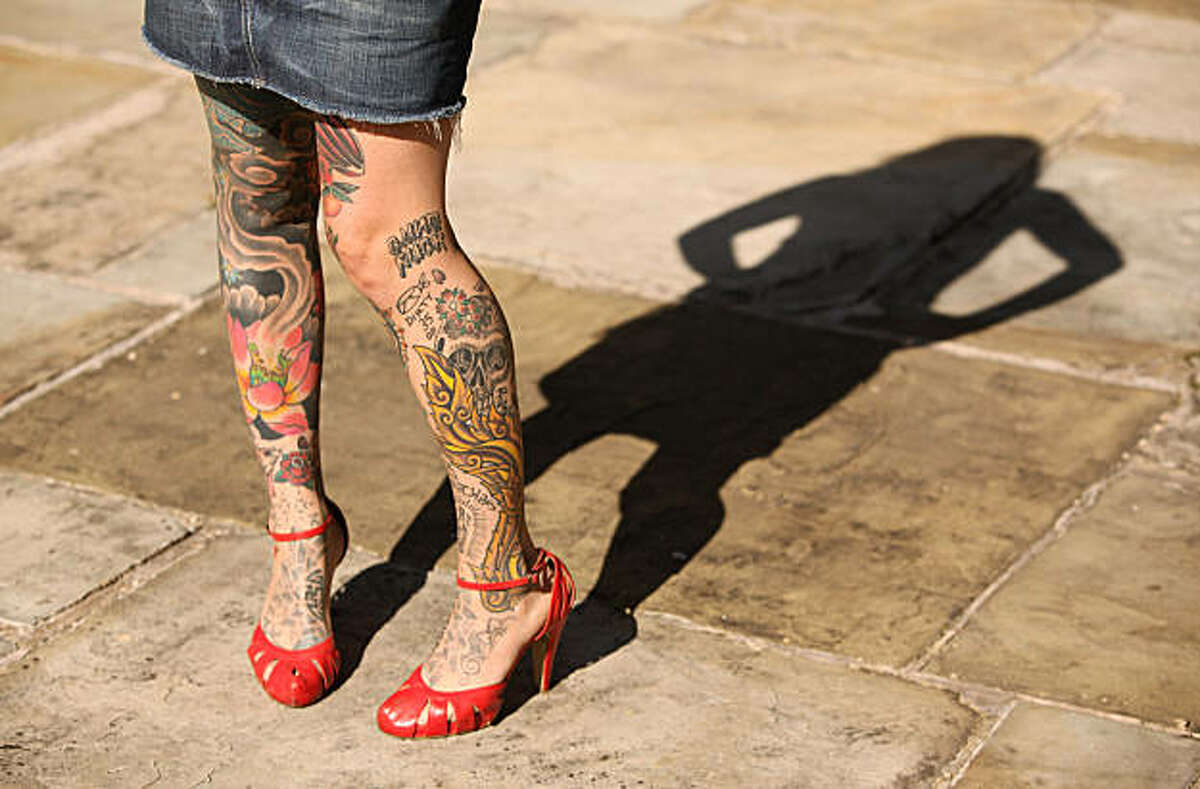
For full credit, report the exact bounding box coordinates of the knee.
[325,209,457,305]
[323,217,395,302]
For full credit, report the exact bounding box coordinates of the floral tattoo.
[435,287,496,339]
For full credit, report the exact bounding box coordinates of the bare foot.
[422,585,552,691]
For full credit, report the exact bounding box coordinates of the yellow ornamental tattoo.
[414,345,524,608]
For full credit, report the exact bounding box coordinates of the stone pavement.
[1,0,1199,785]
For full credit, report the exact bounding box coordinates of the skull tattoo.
[448,339,512,414]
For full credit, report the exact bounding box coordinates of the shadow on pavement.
[331,135,1122,715]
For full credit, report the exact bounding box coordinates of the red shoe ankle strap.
[456,549,552,591]
[456,575,533,591]
[268,512,334,542]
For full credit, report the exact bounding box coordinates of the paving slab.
[93,210,218,302]
[0,260,1172,667]
[626,337,1168,663]
[686,0,1102,79]
[1038,13,1200,144]
[0,530,980,786]
[1138,397,1200,478]
[958,704,1200,788]
[1099,8,1200,47]
[451,21,1103,302]
[470,6,562,74]
[0,1,1193,783]
[0,471,192,625]
[924,323,1191,391]
[0,44,154,147]
[873,134,1200,348]
[1081,0,1200,19]
[2,0,155,62]
[929,463,1200,726]
[0,75,212,275]
[0,260,654,545]
[0,268,128,342]
[0,268,166,404]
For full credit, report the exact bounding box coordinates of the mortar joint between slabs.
[0,289,216,423]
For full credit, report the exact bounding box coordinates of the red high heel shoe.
[247,506,348,707]
[377,548,575,738]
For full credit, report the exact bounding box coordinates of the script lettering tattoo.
[449,472,499,559]
[395,271,439,339]
[388,268,450,350]
[456,498,474,547]
[450,474,499,513]
[386,212,447,278]
[303,568,325,622]
[396,272,430,314]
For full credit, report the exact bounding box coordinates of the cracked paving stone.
[930,463,1200,726]
[0,471,192,625]
[0,531,980,785]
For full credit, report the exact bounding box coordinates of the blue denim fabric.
[143,0,481,123]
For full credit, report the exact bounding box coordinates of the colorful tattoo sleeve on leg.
[199,79,332,652]
[200,80,323,442]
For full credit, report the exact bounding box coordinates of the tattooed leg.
[198,78,343,652]
[317,117,549,691]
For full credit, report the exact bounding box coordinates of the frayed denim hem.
[141,26,468,134]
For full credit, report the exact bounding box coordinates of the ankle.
[455,582,533,615]
[456,546,540,584]
[266,500,329,535]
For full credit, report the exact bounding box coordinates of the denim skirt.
[142,0,482,123]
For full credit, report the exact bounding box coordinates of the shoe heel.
[530,621,565,693]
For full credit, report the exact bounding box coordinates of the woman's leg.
[197,78,343,655]
[317,117,547,690]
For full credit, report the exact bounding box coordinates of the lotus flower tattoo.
[227,314,318,435]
